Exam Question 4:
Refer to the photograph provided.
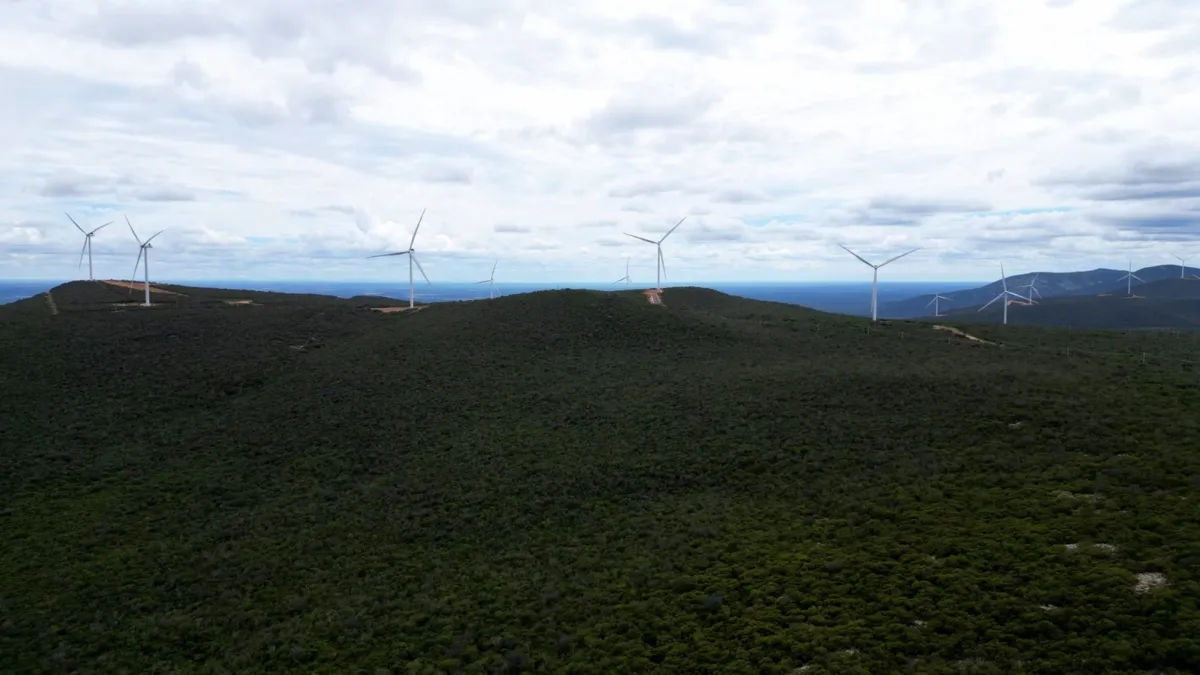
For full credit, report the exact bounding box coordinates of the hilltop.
[3,281,1200,674]
[882,264,1200,319]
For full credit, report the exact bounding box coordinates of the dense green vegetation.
[3,281,1200,673]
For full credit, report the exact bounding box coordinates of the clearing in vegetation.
[101,279,183,295]
[932,324,996,344]
[370,305,425,313]
[2,283,1199,674]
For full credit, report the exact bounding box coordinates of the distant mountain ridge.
[880,264,1200,319]
[938,278,1200,330]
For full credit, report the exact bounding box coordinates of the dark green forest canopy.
[3,282,1200,674]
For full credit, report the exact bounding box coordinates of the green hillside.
[3,283,1200,674]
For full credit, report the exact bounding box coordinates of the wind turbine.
[1171,253,1190,277]
[838,244,920,322]
[1117,260,1143,296]
[475,260,498,299]
[67,213,112,281]
[926,293,952,317]
[368,208,431,309]
[1017,272,1043,303]
[127,216,164,307]
[624,216,685,291]
[978,262,1026,325]
[614,256,632,286]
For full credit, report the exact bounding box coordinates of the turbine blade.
[879,247,920,267]
[411,253,431,284]
[66,212,87,234]
[90,221,113,235]
[144,230,165,244]
[837,244,874,267]
[491,260,498,277]
[979,294,1002,311]
[1132,274,1143,282]
[659,246,667,281]
[475,280,490,284]
[367,251,409,259]
[78,239,88,269]
[409,208,425,250]
[659,216,686,243]
[624,233,657,245]
[925,297,935,308]
[126,215,141,245]
[130,249,144,294]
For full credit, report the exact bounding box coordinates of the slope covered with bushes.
[2,285,1199,674]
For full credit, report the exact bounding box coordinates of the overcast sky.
[2,0,1198,283]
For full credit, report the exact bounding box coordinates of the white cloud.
[1,0,1198,283]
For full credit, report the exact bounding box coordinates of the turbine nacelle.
[126,215,165,307]
[978,262,1025,324]
[624,216,685,291]
[475,260,499,299]
[367,208,430,309]
[68,213,113,280]
[838,244,920,322]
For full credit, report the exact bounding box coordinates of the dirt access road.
[102,280,184,295]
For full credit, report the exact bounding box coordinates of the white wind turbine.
[368,208,431,309]
[614,256,632,286]
[476,260,498,299]
[624,216,686,291]
[926,293,952,317]
[978,262,1027,325]
[67,213,112,281]
[1017,272,1043,303]
[127,216,164,307]
[838,244,920,322]
[1117,260,1143,296]
[1174,254,1191,279]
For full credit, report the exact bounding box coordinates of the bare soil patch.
[371,306,426,314]
[102,280,184,295]
[932,324,996,345]
[223,299,258,306]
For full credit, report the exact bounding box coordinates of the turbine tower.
[614,257,632,286]
[67,213,112,281]
[368,208,431,309]
[978,262,1026,325]
[1117,260,1143,296]
[1171,253,1190,277]
[1017,272,1043,303]
[475,260,498,299]
[127,216,164,307]
[838,244,920,322]
[624,216,685,291]
[926,293,952,317]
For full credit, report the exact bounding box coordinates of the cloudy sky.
[2,0,1198,283]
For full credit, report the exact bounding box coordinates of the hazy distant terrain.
[0,279,957,316]
[883,265,1200,320]
[950,279,1200,330]
[3,282,1199,674]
